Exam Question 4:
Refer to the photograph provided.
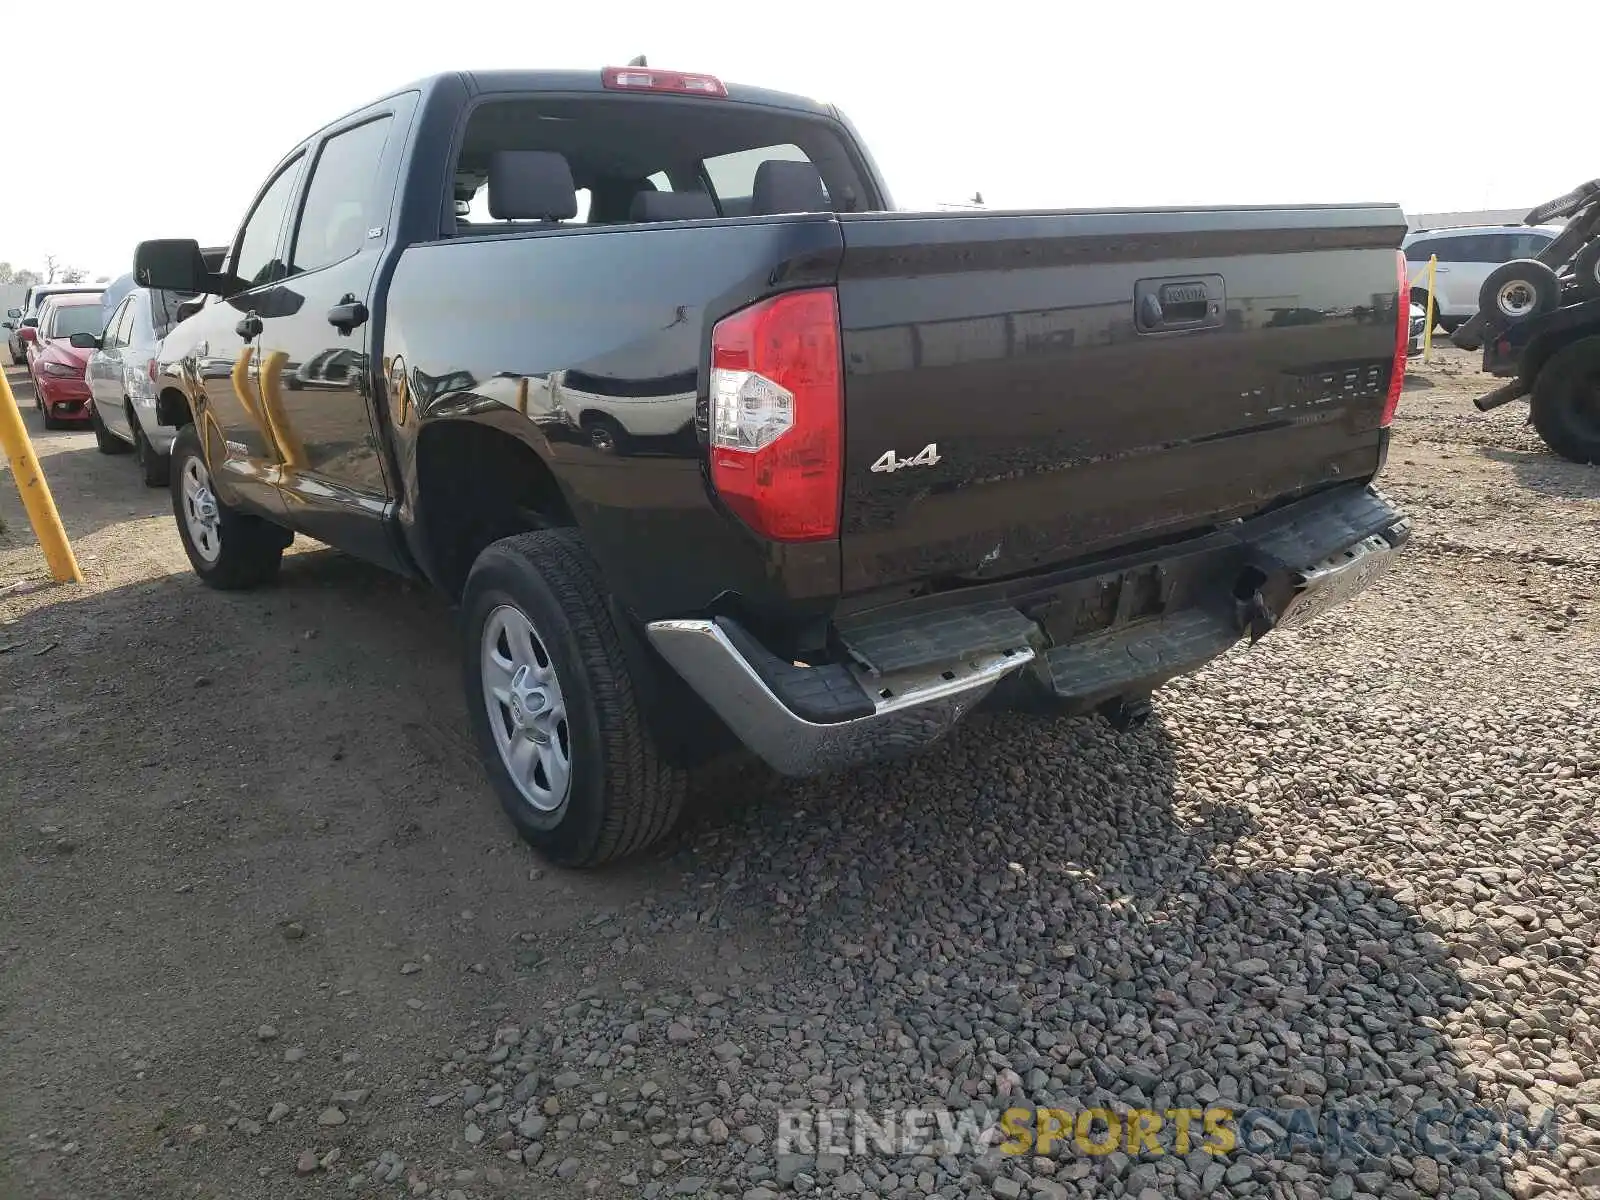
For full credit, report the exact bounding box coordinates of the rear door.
[253,97,413,570]
[89,297,133,437]
[1439,233,1506,316]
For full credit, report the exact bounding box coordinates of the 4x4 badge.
[870,443,941,474]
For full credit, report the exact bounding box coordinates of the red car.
[27,293,104,429]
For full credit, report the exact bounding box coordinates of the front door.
[253,106,408,570]
[89,296,131,436]
[195,151,307,519]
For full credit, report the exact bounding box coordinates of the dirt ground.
[1,350,1597,1200]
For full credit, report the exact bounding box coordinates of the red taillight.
[601,66,727,98]
[709,289,842,542]
[1382,249,1406,427]
[147,357,158,384]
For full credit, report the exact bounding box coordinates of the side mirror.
[175,297,205,323]
[1,322,12,330]
[4,307,19,318]
[68,333,100,349]
[134,238,219,294]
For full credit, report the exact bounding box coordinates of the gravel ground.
[1,351,1597,1200]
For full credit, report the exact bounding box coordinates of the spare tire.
[1525,180,1600,226]
[1571,240,1600,302]
[1479,260,1561,324]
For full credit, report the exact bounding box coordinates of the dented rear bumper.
[648,484,1410,776]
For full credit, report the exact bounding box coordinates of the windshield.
[49,304,104,339]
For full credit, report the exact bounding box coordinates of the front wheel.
[169,424,290,589]
[461,529,686,867]
[1530,338,1600,464]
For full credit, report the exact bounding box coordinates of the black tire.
[89,403,131,455]
[168,423,289,589]
[1529,338,1600,464]
[1479,259,1560,324]
[461,529,686,867]
[1571,241,1600,302]
[130,411,170,487]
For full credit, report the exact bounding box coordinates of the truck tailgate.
[834,205,1407,594]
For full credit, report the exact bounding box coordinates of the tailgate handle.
[1135,275,1225,333]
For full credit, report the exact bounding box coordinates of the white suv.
[1402,225,1564,330]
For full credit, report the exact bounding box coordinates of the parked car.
[5,282,102,365]
[137,65,1413,867]
[1408,302,1426,357]
[1403,225,1562,331]
[28,292,105,428]
[78,285,195,482]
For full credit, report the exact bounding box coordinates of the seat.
[629,191,719,223]
[750,160,829,216]
[459,150,578,235]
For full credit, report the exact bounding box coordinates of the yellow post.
[1423,254,1437,361]
[0,369,83,583]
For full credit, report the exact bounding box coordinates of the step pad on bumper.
[1043,608,1240,706]
[835,602,1038,675]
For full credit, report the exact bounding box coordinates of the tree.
[59,268,87,284]
[44,253,60,283]
[0,262,12,284]
[13,269,41,288]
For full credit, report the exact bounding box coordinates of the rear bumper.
[647,483,1410,777]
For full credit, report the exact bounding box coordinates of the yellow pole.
[0,368,83,583]
[1423,255,1437,361]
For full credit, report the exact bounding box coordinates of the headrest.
[750,159,829,216]
[630,190,720,223]
[488,150,577,221]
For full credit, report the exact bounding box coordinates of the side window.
[231,157,304,290]
[1509,232,1552,259]
[289,116,394,275]
[1422,236,1463,263]
[123,298,145,346]
[1455,234,1503,263]
[702,143,821,210]
[107,298,134,348]
[1404,239,1432,264]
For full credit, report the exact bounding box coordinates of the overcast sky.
[6,0,1594,279]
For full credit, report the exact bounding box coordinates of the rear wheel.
[1480,259,1561,324]
[169,424,289,588]
[461,529,686,867]
[1529,337,1600,464]
[130,410,170,487]
[90,403,131,455]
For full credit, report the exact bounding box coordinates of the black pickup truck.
[136,66,1413,866]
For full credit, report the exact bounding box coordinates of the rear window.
[447,96,870,235]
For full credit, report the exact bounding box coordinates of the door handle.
[327,294,369,336]
[1433,266,1451,273]
[235,312,263,340]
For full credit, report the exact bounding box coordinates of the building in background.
[1407,207,1530,231]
